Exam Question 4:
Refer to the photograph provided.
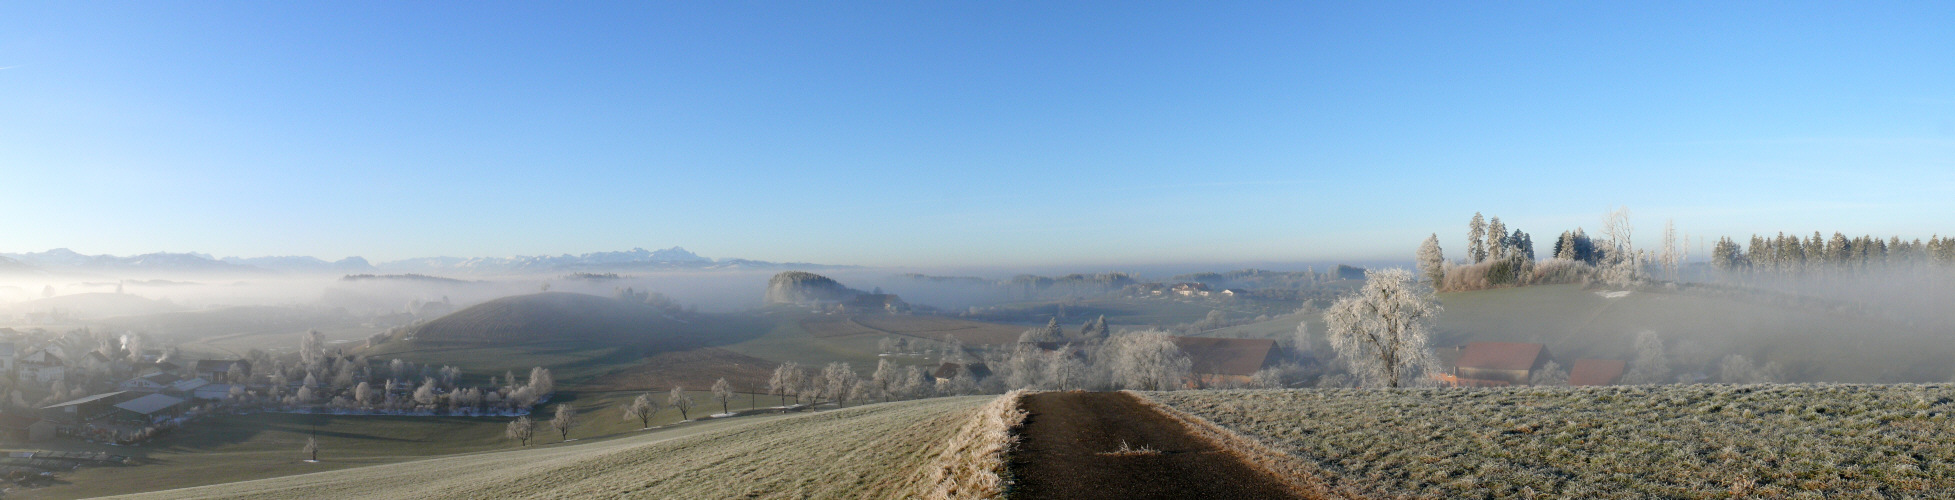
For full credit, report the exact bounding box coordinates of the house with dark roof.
[1450,342,1551,387]
[1569,359,1627,386]
[1169,337,1277,387]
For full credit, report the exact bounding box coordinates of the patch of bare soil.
[1008,391,1310,500]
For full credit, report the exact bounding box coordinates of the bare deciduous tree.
[769,362,798,405]
[1323,268,1441,388]
[823,362,857,408]
[550,404,577,441]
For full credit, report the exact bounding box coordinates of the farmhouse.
[1450,342,1551,387]
[0,414,54,443]
[1168,336,1277,387]
[112,394,188,424]
[1568,359,1627,386]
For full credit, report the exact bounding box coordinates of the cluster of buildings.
[931,335,1284,389]
[0,336,254,444]
[1131,282,1250,299]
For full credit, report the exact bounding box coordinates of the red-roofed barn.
[1451,342,1550,387]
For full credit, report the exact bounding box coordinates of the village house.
[1569,359,1627,386]
[1446,342,1551,387]
[80,351,115,376]
[17,348,65,384]
[1169,336,1278,387]
[1170,283,1210,297]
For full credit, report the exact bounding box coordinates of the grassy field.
[105,396,997,499]
[1145,385,1955,498]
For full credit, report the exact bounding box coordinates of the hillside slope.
[402,292,693,346]
[109,396,1001,500]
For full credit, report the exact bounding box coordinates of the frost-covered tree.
[354,381,374,406]
[1018,318,1063,343]
[1660,219,1682,281]
[1712,237,1745,273]
[623,393,656,429]
[1717,354,1780,384]
[413,378,437,406]
[1322,269,1441,388]
[1468,212,1488,263]
[871,359,898,402]
[299,329,326,369]
[823,362,857,407]
[302,437,319,462]
[1416,234,1446,286]
[711,378,735,415]
[1047,349,1088,391]
[527,367,554,398]
[506,416,535,446]
[1280,320,1313,359]
[1004,346,1048,390]
[1487,217,1508,261]
[1530,361,1569,386]
[769,362,798,405]
[550,404,577,441]
[668,385,695,420]
[1105,331,1191,391]
[1623,331,1670,384]
[1078,315,1110,342]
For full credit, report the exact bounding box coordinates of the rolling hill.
[398,292,699,346]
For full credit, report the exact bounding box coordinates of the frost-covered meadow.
[1147,385,1955,498]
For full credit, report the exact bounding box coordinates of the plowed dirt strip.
[1007,391,1309,500]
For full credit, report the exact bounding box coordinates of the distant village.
[0,327,550,455]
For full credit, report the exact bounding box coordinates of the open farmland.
[1145,385,1955,498]
[105,396,1002,500]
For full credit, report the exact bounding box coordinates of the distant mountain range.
[0,247,845,276]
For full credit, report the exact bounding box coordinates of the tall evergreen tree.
[1486,217,1508,261]
[1468,213,1488,263]
[1415,234,1446,286]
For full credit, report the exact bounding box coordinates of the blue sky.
[2,2,1951,267]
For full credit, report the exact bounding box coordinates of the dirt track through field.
[1008,392,1308,500]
